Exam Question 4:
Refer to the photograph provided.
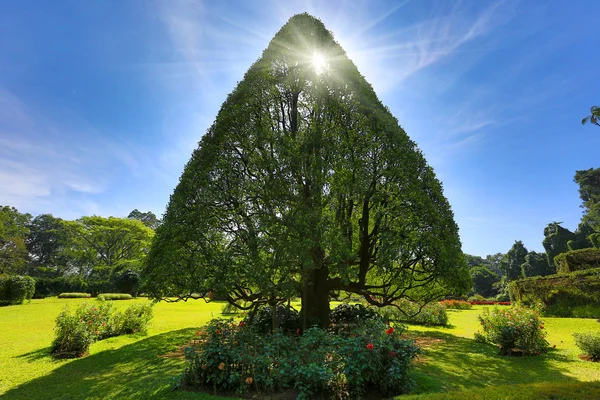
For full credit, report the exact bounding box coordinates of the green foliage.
[521,251,554,277]
[144,13,470,328]
[509,268,600,318]
[470,265,500,297]
[440,299,473,310]
[499,241,528,281]
[543,222,576,269]
[127,209,161,230]
[573,331,600,361]
[554,248,600,273]
[97,293,133,301]
[34,275,88,298]
[112,302,154,335]
[246,304,300,334]
[25,214,71,275]
[582,105,600,127]
[50,300,153,358]
[113,269,140,296]
[58,292,91,298]
[330,303,382,329]
[182,317,419,398]
[50,307,93,358]
[476,306,549,355]
[378,299,448,326]
[0,206,32,275]
[0,275,35,305]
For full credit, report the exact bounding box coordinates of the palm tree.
[582,105,600,127]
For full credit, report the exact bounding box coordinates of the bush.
[112,302,153,335]
[378,299,448,326]
[50,300,154,358]
[0,275,36,305]
[97,293,133,301]
[509,268,600,318]
[573,331,600,361]
[330,303,383,331]
[182,318,419,398]
[554,248,600,274]
[34,275,87,298]
[245,304,300,334]
[476,306,548,355]
[440,299,472,310]
[58,292,91,298]
[50,308,93,358]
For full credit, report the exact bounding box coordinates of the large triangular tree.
[144,13,470,328]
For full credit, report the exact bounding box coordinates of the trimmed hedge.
[97,293,133,301]
[0,275,35,305]
[554,248,600,274]
[34,276,87,298]
[509,268,600,318]
[58,292,92,299]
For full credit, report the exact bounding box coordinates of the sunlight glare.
[312,52,327,75]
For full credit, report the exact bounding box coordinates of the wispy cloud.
[0,89,142,218]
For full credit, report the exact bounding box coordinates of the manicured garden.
[1,298,599,399]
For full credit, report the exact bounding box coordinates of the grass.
[0,301,598,399]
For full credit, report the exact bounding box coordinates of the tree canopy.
[143,13,470,327]
[582,105,600,127]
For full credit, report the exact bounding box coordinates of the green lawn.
[0,300,598,399]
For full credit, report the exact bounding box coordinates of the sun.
[312,52,327,75]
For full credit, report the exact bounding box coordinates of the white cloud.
[0,89,142,218]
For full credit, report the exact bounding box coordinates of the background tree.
[499,241,528,281]
[127,209,161,230]
[521,251,554,277]
[581,105,600,127]
[470,265,500,297]
[144,13,470,328]
[574,168,600,232]
[0,206,31,275]
[26,214,72,276]
[543,222,576,269]
[65,216,154,292]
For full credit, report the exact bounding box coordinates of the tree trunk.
[300,258,330,329]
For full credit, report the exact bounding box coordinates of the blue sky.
[1,0,599,257]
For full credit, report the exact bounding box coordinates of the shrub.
[378,299,448,326]
[573,331,600,361]
[97,293,133,301]
[50,300,153,358]
[50,308,93,358]
[440,299,472,310]
[0,275,36,305]
[182,318,419,398]
[34,275,87,298]
[554,248,600,274]
[58,292,91,298]
[245,304,300,334]
[330,303,383,332]
[476,306,548,355]
[112,302,154,335]
[509,268,600,318]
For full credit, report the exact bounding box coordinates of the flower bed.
[181,318,419,398]
[469,301,511,306]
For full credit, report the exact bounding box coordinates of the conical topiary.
[144,13,470,328]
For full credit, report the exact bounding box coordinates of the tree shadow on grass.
[15,347,55,362]
[407,330,581,395]
[4,328,232,400]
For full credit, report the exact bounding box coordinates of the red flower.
[296,328,301,335]
[385,327,394,335]
[366,343,374,350]
[390,351,396,357]
[239,321,245,327]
